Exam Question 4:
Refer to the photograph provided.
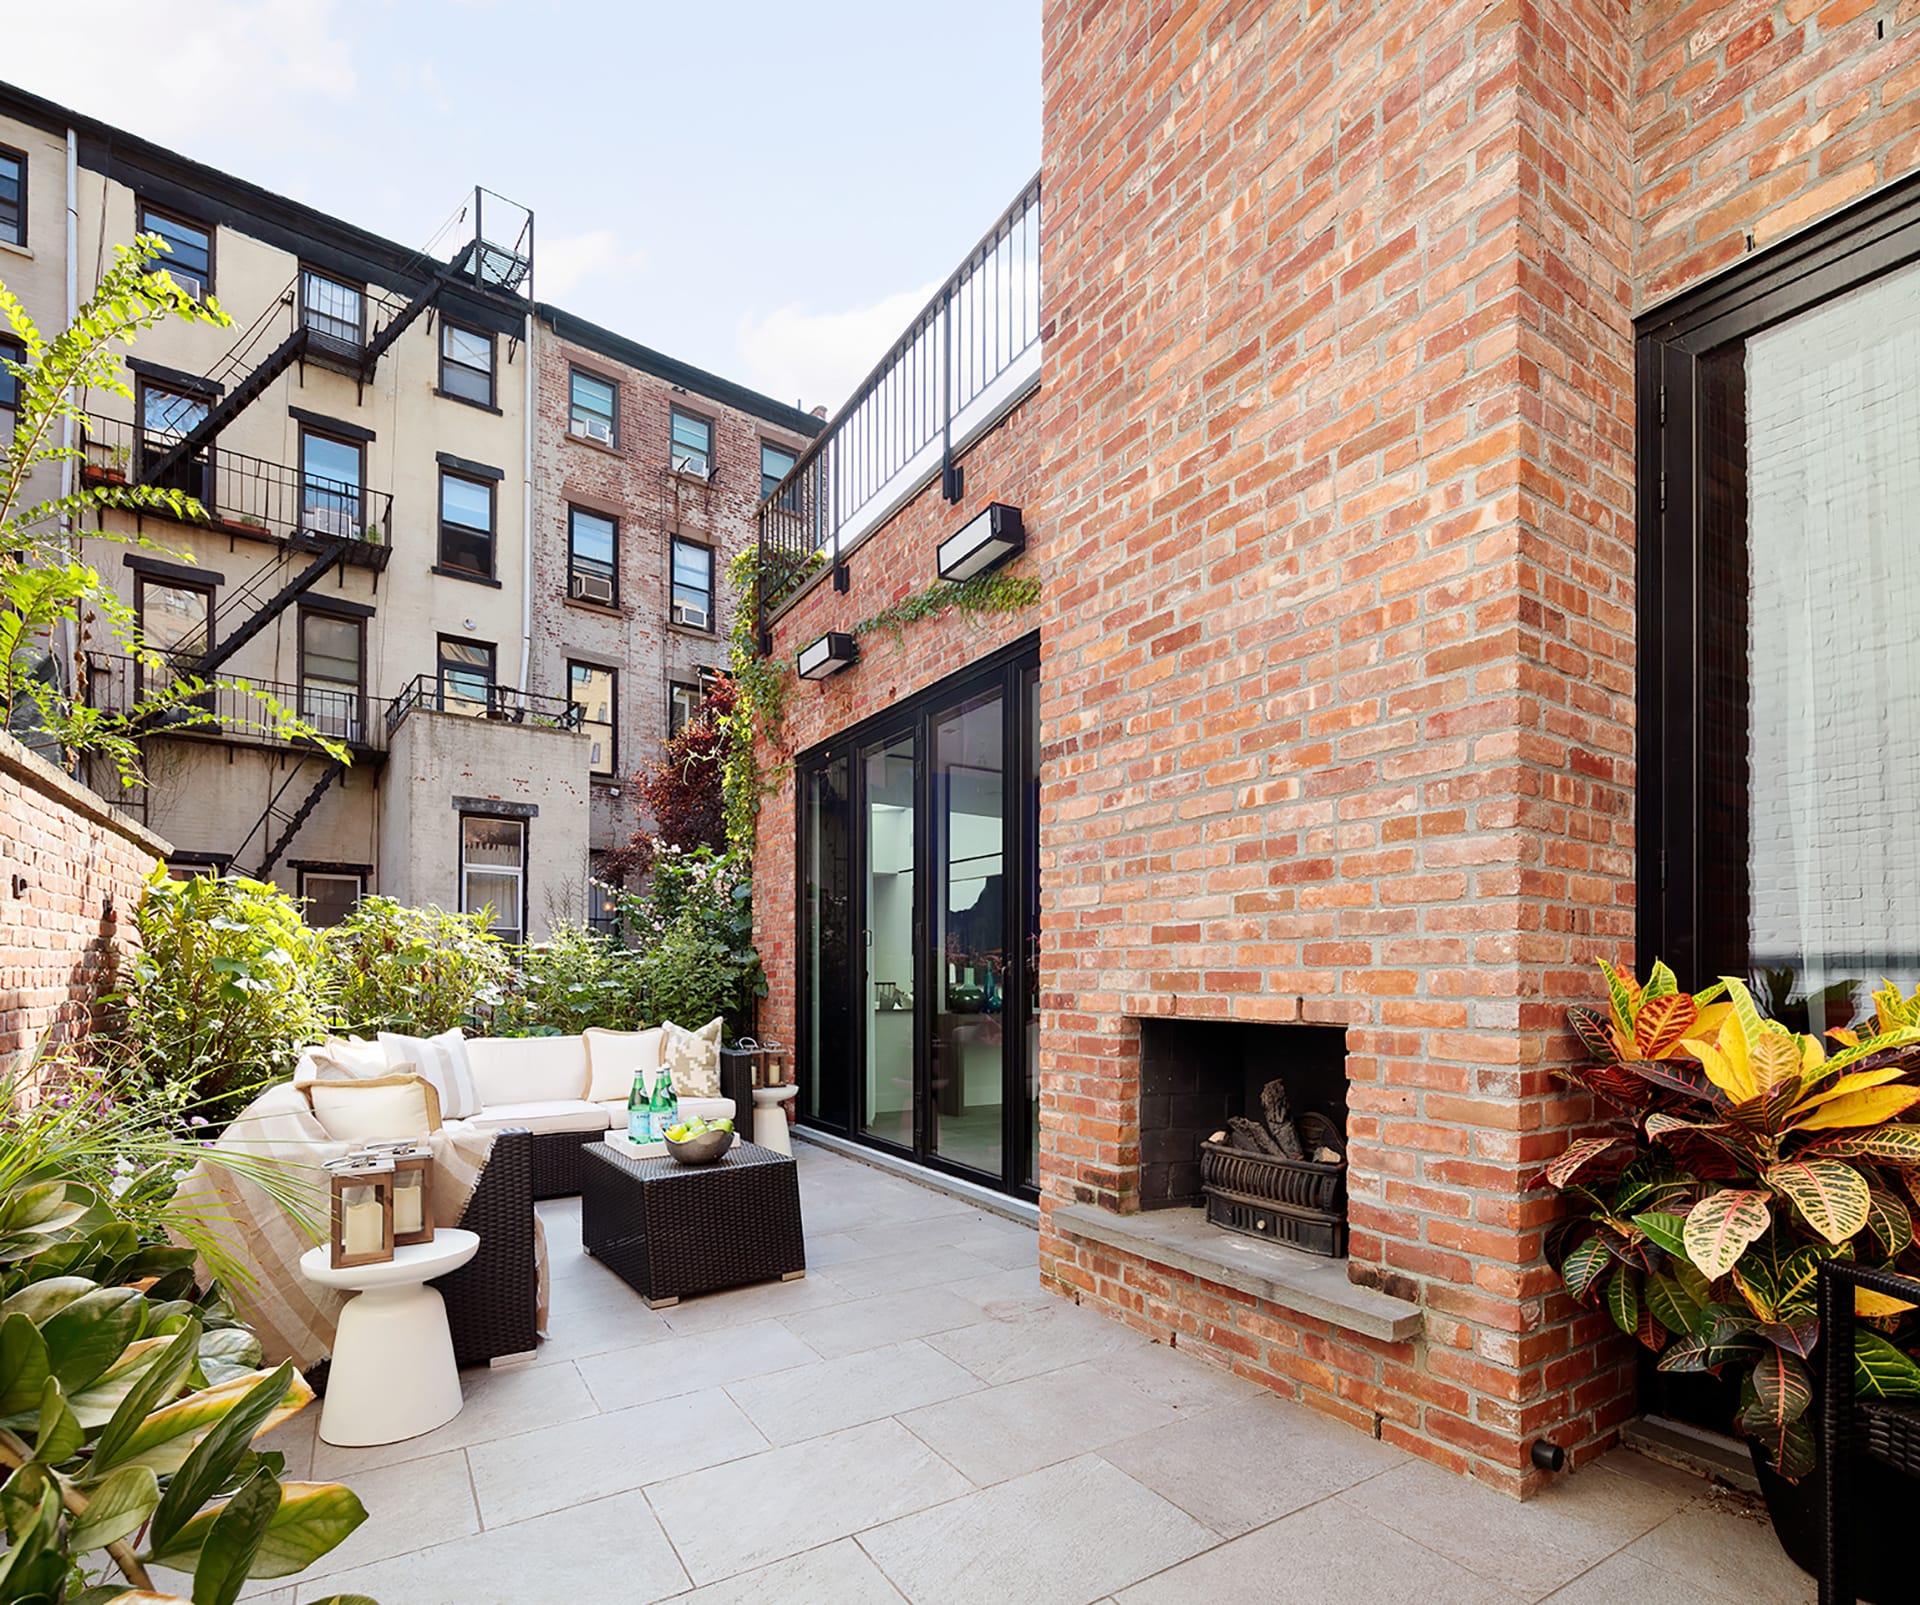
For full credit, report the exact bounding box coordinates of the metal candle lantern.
[363,1140,435,1246]
[326,1155,395,1269]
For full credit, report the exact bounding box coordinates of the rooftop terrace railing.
[756,172,1042,640]
[385,673,584,737]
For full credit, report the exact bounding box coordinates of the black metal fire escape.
[234,754,348,879]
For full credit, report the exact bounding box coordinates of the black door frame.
[795,634,1041,1200]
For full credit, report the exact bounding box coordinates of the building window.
[138,203,212,298]
[1640,190,1920,1028]
[761,441,798,506]
[0,147,23,248]
[136,574,212,696]
[299,870,363,928]
[567,507,618,605]
[437,635,495,715]
[300,429,364,539]
[568,368,617,445]
[439,321,494,407]
[138,380,212,488]
[300,610,364,742]
[670,408,713,478]
[461,816,526,944]
[569,661,617,778]
[438,469,495,577]
[0,337,23,416]
[670,537,714,630]
[668,681,702,738]
[300,268,365,347]
[587,855,617,934]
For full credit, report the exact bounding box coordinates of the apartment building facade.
[0,81,811,936]
[527,307,819,908]
[752,0,1920,1495]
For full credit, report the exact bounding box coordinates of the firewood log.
[1228,1116,1284,1157]
[1258,1080,1305,1158]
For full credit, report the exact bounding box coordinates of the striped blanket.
[173,1082,549,1370]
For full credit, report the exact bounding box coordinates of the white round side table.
[751,1083,799,1155]
[298,1229,479,1448]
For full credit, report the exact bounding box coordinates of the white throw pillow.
[308,1074,442,1142]
[378,1030,482,1121]
[583,1027,663,1103]
[295,1036,390,1088]
[660,1017,724,1100]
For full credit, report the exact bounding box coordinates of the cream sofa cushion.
[308,1074,442,1143]
[464,1035,591,1107]
[465,1100,612,1137]
[660,1017,724,1099]
[583,1027,662,1103]
[294,1036,389,1089]
[378,1029,483,1120]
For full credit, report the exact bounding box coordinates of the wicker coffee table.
[579,1140,806,1309]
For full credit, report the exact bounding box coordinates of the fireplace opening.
[1137,1019,1350,1255]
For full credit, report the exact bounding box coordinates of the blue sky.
[13,0,1040,414]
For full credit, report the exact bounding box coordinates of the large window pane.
[670,408,712,477]
[671,538,713,629]
[440,322,493,406]
[568,507,617,603]
[301,269,363,346]
[804,752,852,1129]
[302,433,362,538]
[140,206,210,297]
[862,731,916,1149]
[461,816,524,943]
[301,612,362,740]
[1697,259,1920,1030]
[439,471,494,575]
[0,150,22,247]
[931,689,1004,1176]
[569,661,616,777]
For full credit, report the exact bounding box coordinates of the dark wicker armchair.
[431,1126,539,1367]
[1815,1257,1920,1604]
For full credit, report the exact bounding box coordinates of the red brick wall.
[1031,0,1642,1494]
[756,393,1044,1053]
[1637,0,1920,303]
[530,327,814,867]
[0,735,167,1075]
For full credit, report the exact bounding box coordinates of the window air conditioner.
[672,454,707,478]
[572,572,615,604]
[572,417,614,445]
[672,602,710,630]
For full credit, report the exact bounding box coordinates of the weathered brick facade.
[529,314,817,875]
[0,735,168,1074]
[752,0,1920,1497]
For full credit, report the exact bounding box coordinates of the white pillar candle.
[393,1180,424,1237]
[343,1196,384,1255]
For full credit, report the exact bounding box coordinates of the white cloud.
[8,1,355,141]
[736,282,937,418]
[535,229,649,305]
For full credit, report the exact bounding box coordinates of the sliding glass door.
[797,641,1039,1199]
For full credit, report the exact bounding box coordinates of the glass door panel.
[861,731,916,1149]
[804,752,852,1130]
[930,689,1005,1175]
[1022,665,1041,1190]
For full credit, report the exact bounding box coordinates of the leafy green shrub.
[124,871,329,1125]
[0,1081,373,1602]
[322,897,509,1036]
[495,924,644,1037]
[614,849,764,1034]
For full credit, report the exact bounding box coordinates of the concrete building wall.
[380,709,590,939]
[527,314,817,867]
[0,115,72,516]
[0,733,168,1073]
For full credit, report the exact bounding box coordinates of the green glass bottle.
[648,1068,679,1142]
[627,1071,649,1141]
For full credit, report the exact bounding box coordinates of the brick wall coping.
[1053,1204,1425,1344]
[0,733,172,860]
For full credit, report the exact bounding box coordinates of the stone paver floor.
[245,1144,1815,1603]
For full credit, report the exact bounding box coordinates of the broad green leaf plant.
[0,1166,373,1603]
[1541,961,1920,1479]
[1,237,342,783]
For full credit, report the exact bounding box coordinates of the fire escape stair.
[254,756,347,879]
[142,327,312,485]
[359,278,441,376]
[180,539,349,680]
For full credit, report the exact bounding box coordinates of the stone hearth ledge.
[1051,1204,1424,1344]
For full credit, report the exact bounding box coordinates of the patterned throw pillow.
[660,1017,724,1099]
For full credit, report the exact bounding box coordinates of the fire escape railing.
[755,172,1042,644]
[384,674,585,736]
[83,652,391,752]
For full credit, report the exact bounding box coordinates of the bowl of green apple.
[663,1116,733,1165]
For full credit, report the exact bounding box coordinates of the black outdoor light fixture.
[797,631,858,681]
[936,502,1025,583]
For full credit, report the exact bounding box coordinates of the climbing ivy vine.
[852,568,1040,646]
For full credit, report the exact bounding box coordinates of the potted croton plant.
[1541,960,1920,1596]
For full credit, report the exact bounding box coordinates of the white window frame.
[460,814,526,944]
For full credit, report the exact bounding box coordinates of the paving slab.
[726,1337,983,1446]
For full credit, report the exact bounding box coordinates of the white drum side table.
[751,1083,799,1155]
[298,1228,479,1447]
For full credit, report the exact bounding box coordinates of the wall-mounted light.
[797,631,857,681]
[937,502,1025,582]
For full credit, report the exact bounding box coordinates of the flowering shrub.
[322,896,511,1036]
